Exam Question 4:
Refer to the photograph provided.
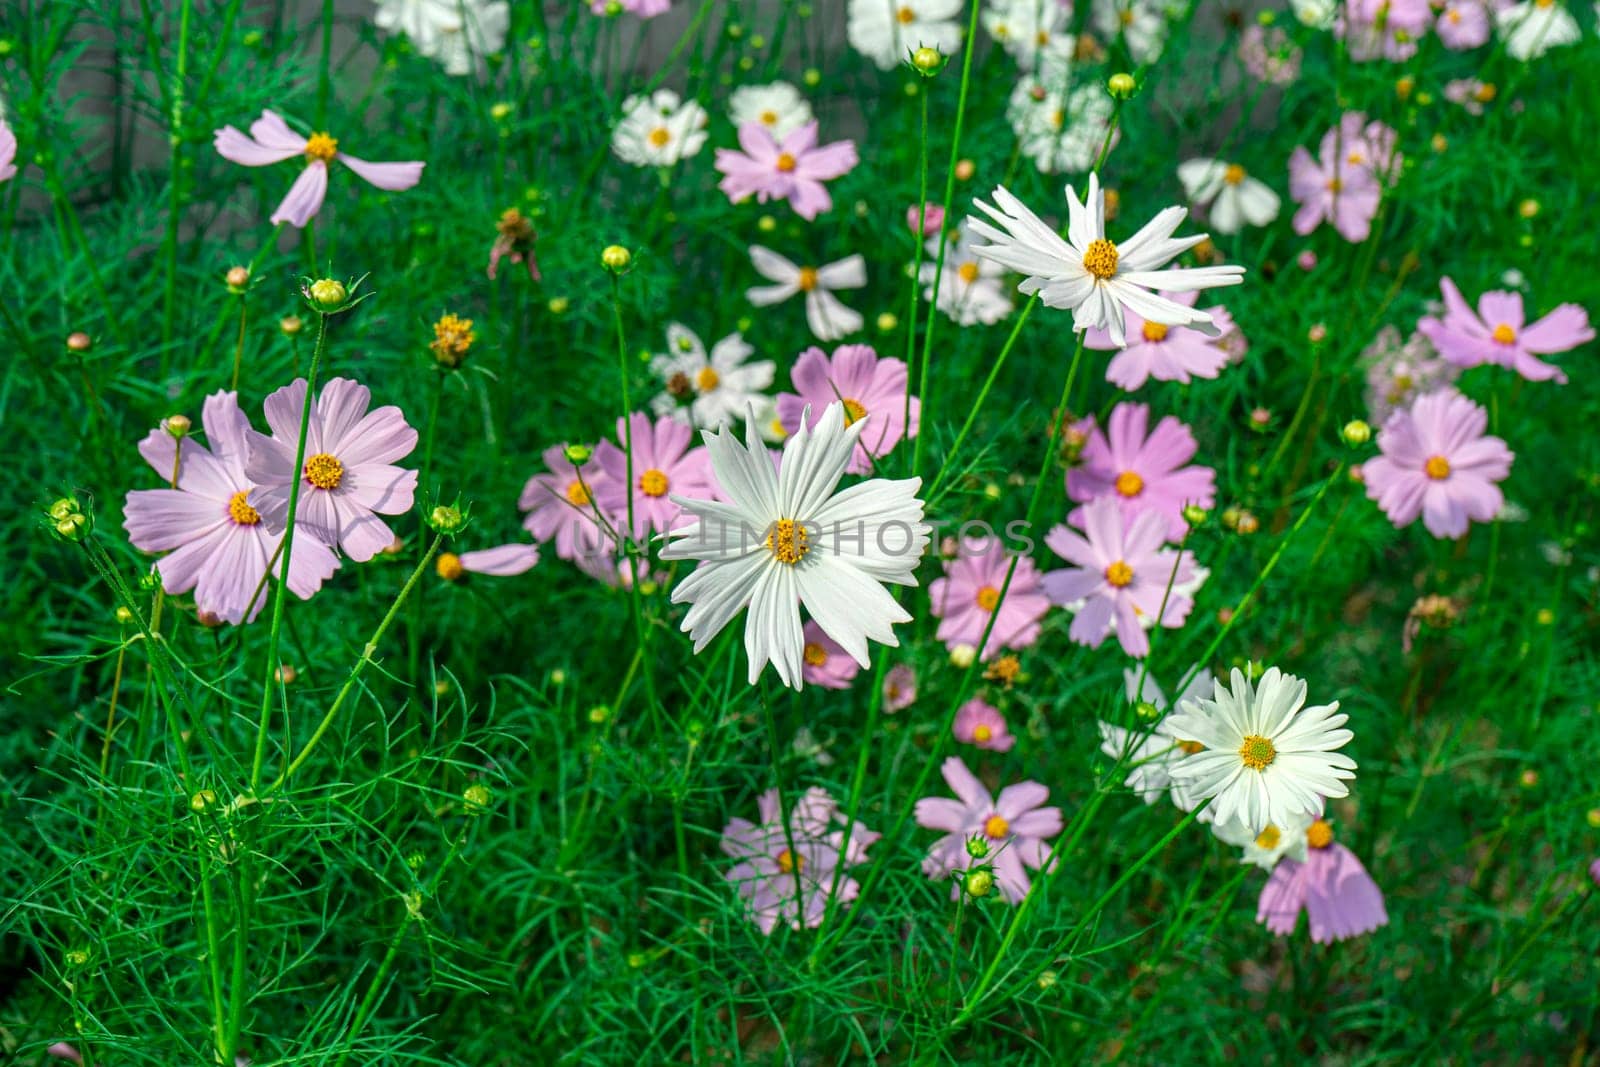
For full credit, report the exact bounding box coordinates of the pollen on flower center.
[1104,560,1134,587]
[695,366,721,392]
[766,518,811,565]
[304,132,338,162]
[958,262,980,284]
[1238,733,1277,771]
[1424,455,1451,480]
[647,126,671,148]
[842,398,867,425]
[1306,819,1334,849]
[775,152,797,172]
[639,469,669,497]
[1114,470,1144,497]
[1176,739,1205,754]
[1254,825,1281,850]
[1491,322,1516,344]
[760,109,779,125]
[974,724,993,742]
[896,4,916,23]
[1141,320,1169,343]
[1326,178,1342,193]
[1082,238,1119,280]
[303,452,344,490]
[797,266,819,291]
[566,480,592,507]
[983,814,1010,839]
[776,848,805,873]
[227,490,261,526]
[975,585,1001,612]
[1223,163,1247,185]
[803,641,828,666]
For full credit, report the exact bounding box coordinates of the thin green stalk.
[408,371,445,691]
[159,0,194,356]
[316,0,335,126]
[610,272,660,718]
[902,84,930,444]
[924,296,1037,502]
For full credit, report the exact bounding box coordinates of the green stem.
[159,0,194,356]
[924,296,1037,502]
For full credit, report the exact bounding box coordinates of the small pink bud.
[1297,250,1317,271]
[906,202,945,235]
[1308,323,1327,344]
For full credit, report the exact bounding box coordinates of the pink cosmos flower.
[927,543,1050,660]
[907,202,945,234]
[1238,24,1301,85]
[244,378,418,563]
[458,542,541,576]
[125,391,340,625]
[0,120,16,182]
[213,109,423,228]
[883,663,917,712]
[915,756,1062,904]
[1288,140,1380,243]
[954,698,1016,752]
[593,413,717,540]
[1590,858,1600,888]
[592,0,670,14]
[1041,496,1197,659]
[1258,823,1388,943]
[1361,325,1459,423]
[1336,10,1420,61]
[721,786,877,934]
[1361,389,1514,539]
[1416,276,1592,384]
[519,444,613,562]
[801,620,862,689]
[1085,293,1235,390]
[1436,0,1492,47]
[715,120,858,221]
[1067,403,1215,541]
[776,344,918,474]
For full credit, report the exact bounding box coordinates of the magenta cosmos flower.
[801,620,862,689]
[916,756,1062,903]
[1417,276,1593,384]
[928,542,1050,661]
[1258,820,1388,943]
[1067,402,1215,541]
[776,344,918,474]
[214,110,423,228]
[244,378,418,563]
[721,786,877,934]
[1086,291,1235,390]
[125,392,340,625]
[715,120,858,221]
[1362,389,1513,539]
[953,698,1015,752]
[519,444,614,563]
[1042,496,1197,658]
[593,413,716,540]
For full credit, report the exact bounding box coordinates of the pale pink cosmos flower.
[927,542,1050,660]
[883,663,917,712]
[0,120,16,182]
[592,0,670,14]
[954,698,1016,752]
[1238,24,1301,84]
[1258,821,1388,943]
[801,620,861,689]
[907,202,945,234]
[125,391,340,625]
[1067,403,1215,541]
[715,120,858,221]
[721,786,877,934]
[1041,496,1197,658]
[1362,389,1514,539]
[916,756,1062,903]
[213,110,423,228]
[1361,326,1459,423]
[746,246,867,342]
[1336,10,1421,60]
[1288,137,1381,243]
[1417,276,1593,384]
[593,413,717,540]
[458,542,540,576]
[244,378,418,563]
[519,444,612,562]
[776,344,918,474]
[1085,291,1234,390]
[1443,78,1496,115]
[1436,0,1492,47]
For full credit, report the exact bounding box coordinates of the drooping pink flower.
[593,413,717,540]
[883,663,917,712]
[915,756,1062,903]
[721,786,877,934]
[1258,822,1388,943]
[1085,293,1235,389]
[1361,389,1513,539]
[213,110,423,228]
[953,698,1016,752]
[1041,496,1197,659]
[801,620,861,689]
[1436,0,1492,47]
[0,120,17,182]
[907,201,946,234]
[927,542,1050,660]
[1067,403,1215,541]
[244,378,418,563]
[458,542,541,576]
[487,207,540,281]
[124,391,340,625]
[592,0,670,15]
[1416,276,1592,384]
[776,344,918,474]
[714,120,858,221]
[519,444,613,562]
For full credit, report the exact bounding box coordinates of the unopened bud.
[274,664,297,684]
[428,504,466,534]
[280,314,304,336]
[949,643,976,669]
[165,414,192,438]
[1181,504,1208,527]
[1518,198,1539,219]
[588,704,610,724]
[600,245,632,272]
[965,835,990,859]
[911,46,944,74]
[66,332,92,353]
[462,783,493,814]
[1308,322,1327,344]
[308,278,347,308]
[115,606,134,624]
[954,158,975,181]
[964,868,995,898]
[564,444,592,466]
[65,948,91,967]
[190,789,218,812]
[1235,511,1260,535]
[1107,72,1136,99]
[1341,419,1372,446]
[225,266,250,292]
[1135,700,1160,722]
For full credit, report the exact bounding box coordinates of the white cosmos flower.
[919,228,1013,326]
[661,402,930,689]
[1093,0,1168,63]
[847,0,966,70]
[728,82,814,140]
[1176,159,1281,235]
[1098,665,1215,814]
[746,246,867,342]
[966,173,1245,347]
[649,323,776,430]
[374,0,509,75]
[1007,80,1118,175]
[612,90,709,168]
[983,0,1072,66]
[1290,0,1337,28]
[1211,809,1314,870]
[1164,667,1357,835]
[1496,0,1581,60]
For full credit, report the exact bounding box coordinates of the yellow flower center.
[695,366,721,392]
[1114,470,1144,497]
[647,126,671,148]
[1141,320,1169,343]
[1491,322,1516,344]
[1035,29,1050,45]
[1119,9,1134,25]
[227,490,261,526]
[1176,739,1205,754]
[1238,734,1277,771]
[639,469,669,497]
[775,152,797,172]
[803,642,829,667]
[1424,455,1451,480]
[1082,238,1119,280]
[1474,82,1498,103]
[304,132,339,162]
[1306,819,1334,850]
[436,552,463,582]
[975,585,1000,612]
[566,480,592,507]
[1534,0,1553,7]
[766,518,810,565]
[1325,178,1342,193]
[1104,560,1133,587]
[842,398,867,425]
[1223,163,1247,185]
[958,262,980,284]
[974,724,993,743]
[797,266,819,291]
[303,452,344,490]
[897,4,916,23]
[760,109,779,125]
[983,814,1010,839]
[776,848,804,873]
[1254,825,1281,850]
[1048,109,1064,130]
